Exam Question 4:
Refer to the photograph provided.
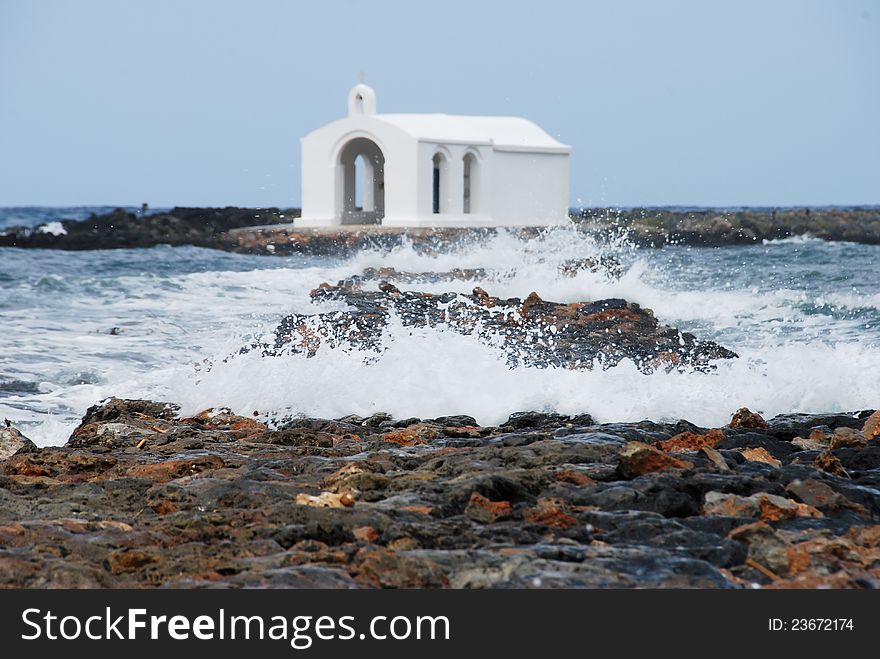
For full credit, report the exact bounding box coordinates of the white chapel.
[298,84,571,228]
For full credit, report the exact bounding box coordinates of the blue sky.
[0,0,877,207]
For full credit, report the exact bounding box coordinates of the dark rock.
[264,284,737,372]
[1,398,878,589]
[728,407,769,430]
[765,411,873,441]
[572,207,880,247]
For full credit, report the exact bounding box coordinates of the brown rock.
[764,571,864,589]
[251,428,339,447]
[862,410,880,440]
[658,428,724,453]
[106,549,158,575]
[704,491,759,517]
[353,526,379,543]
[740,447,782,467]
[4,458,52,478]
[182,407,267,433]
[519,291,544,319]
[618,441,694,478]
[125,456,225,483]
[523,498,577,529]
[792,435,828,451]
[728,407,769,430]
[815,449,849,477]
[323,461,372,485]
[700,446,731,471]
[148,499,180,516]
[295,491,356,508]
[810,427,831,443]
[785,479,862,513]
[554,468,596,486]
[352,548,448,588]
[703,491,822,522]
[381,423,443,446]
[729,521,791,577]
[758,495,822,522]
[464,492,513,523]
[830,427,868,449]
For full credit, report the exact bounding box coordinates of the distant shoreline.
[1,205,879,253]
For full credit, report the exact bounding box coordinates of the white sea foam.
[36,221,67,236]
[2,228,877,446]
[165,317,880,429]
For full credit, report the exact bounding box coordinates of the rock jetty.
[3,206,879,253]
[575,206,880,247]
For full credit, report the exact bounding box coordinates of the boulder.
[618,441,694,478]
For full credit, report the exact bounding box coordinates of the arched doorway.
[338,137,385,225]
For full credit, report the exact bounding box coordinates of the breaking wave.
[1,224,877,446]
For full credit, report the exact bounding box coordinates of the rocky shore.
[1,401,878,588]
[2,206,879,254]
[3,208,878,590]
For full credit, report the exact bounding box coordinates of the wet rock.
[558,256,623,279]
[504,411,574,430]
[658,428,724,453]
[380,423,443,446]
[1,398,878,589]
[739,447,782,467]
[814,450,849,477]
[464,492,513,523]
[729,408,769,430]
[792,434,829,451]
[701,446,732,472]
[784,479,862,514]
[703,492,822,522]
[715,432,796,462]
[523,498,577,529]
[830,427,868,449]
[862,411,880,440]
[618,441,694,478]
[765,412,871,441]
[266,284,737,372]
[728,521,791,578]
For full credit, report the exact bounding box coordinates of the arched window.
[463,153,478,214]
[432,152,447,214]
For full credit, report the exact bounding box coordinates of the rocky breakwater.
[575,207,880,246]
[1,401,878,588]
[263,272,736,372]
[6,206,880,253]
[0,207,297,251]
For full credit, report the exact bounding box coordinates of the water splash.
[1,225,877,446]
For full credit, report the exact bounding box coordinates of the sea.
[1,206,878,447]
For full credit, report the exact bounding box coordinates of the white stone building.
[298,84,571,228]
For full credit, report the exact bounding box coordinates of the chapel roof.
[370,113,570,152]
